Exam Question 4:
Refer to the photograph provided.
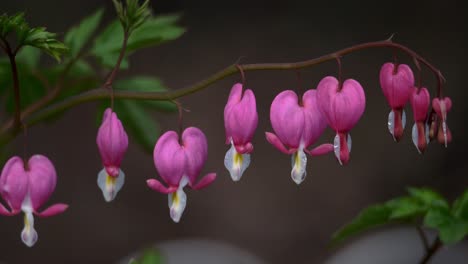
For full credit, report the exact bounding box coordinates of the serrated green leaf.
[113,0,151,33]
[65,9,104,57]
[114,76,177,112]
[408,187,449,209]
[15,46,41,68]
[452,190,468,221]
[424,207,468,244]
[332,204,392,245]
[23,27,68,61]
[386,196,426,220]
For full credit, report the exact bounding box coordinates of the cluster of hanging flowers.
[0,60,452,246]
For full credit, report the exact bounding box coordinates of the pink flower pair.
[0,155,68,247]
[266,77,366,184]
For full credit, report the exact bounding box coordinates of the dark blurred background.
[1,0,467,263]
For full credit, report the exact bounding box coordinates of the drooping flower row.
[0,62,452,246]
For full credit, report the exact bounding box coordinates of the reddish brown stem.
[0,38,445,146]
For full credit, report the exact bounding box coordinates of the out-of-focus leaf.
[332,204,392,245]
[126,15,185,52]
[129,248,163,264]
[424,207,468,244]
[16,46,41,69]
[65,9,104,57]
[452,190,468,221]
[114,76,177,111]
[407,187,449,209]
[23,27,68,61]
[386,196,426,220]
[91,14,184,69]
[5,74,46,113]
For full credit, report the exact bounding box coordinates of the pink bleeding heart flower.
[379,62,415,141]
[410,87,430,153]
[224,83,258,181]
[147,127,216,223]
[265,89,332,184]
[0,155,68,247]
[432,97,452,147]
[316,76,366,166]
[96,108,128,202]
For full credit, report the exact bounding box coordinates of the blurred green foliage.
[332,187,468,245]
[0,0,183,153]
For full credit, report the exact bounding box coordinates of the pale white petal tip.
[411,123,421,154]
[168,177,188,223]
[388,110,395,141]
[97,168,125,202]
[333,134,351,166]
[388,110,406,141]
[291,149,307,185]
[442,121,448,147]
[21,212,38,247]
[224,144,250,182]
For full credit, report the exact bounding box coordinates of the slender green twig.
[3,40,22,131]
[0,38,444,147]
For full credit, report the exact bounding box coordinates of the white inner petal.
[333,134,342,166]
[291,148,307,185]
[401,110,407,130]
[224,143,250,182]
[387,110,395,138]
[442,121,448,147]
[21,195,37,247]
[97,168,125,202]
[168,176,188,223]
[411,123,421,154]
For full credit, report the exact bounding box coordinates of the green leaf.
[5,73,46,113]
[424,207,468,244]
[126,15,185,52]
[0,13,28,38]
[22,27,68,61]
[113,0,151,33]
[91,15,184,68]
[64,9,104,57]
[332,204,392,245]
[407,187,449,209]
[16,46,41,68]
[114,76,177,111]
[386,196,426,220]
[452,190,468,221]
[130,248,163,264]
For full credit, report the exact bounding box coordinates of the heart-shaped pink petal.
[316,76,366,132]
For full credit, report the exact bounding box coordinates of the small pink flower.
[432,97,452,147]
[410,87,430,153]
[224,83,258,181]
[147,127,216,223]
[0,155,68,247]
[265,89,331,184]
[96,108,128,202]
[379,63,415,141]
[316,76,366,165]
